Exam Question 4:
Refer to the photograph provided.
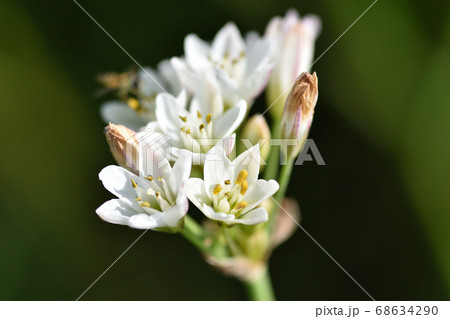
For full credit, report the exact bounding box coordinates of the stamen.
[186,129,191,134]
[155,192,161,197]
[224,180,231,185]
[140,201,151,208]
[130,179,137,188]
[197,110,202,119]
[179,116,187,122]
[235,201,248,210]
[235,169,248,185]
[240,180,248,195]
[135,197,142,201]
[213,184,222,195]
[206,113,212,124]
[127,98,140,110]
[157,176,163,182]
[144,176,153,181]
[180,127,186,132]
[199,124,205,131]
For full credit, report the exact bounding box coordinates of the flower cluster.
[95,9,320,286]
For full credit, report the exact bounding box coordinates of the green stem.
[267,157,294,235]
[263,121,281,180]
[180,215,213,254]
[275,158,294,203]
[245,268,276,301]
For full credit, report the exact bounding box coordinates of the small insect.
[95,70,138,100]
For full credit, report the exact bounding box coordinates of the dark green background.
[0,0,449,300]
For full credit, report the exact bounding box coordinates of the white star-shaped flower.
[147,74,246,163]
[171,22,273,107]
[183,145,279,226]
[96,133,192,232]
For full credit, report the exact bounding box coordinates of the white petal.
[203,146,234,191]
[155,93,190,136]
[100,101,146,131]
[211,23,245,62]
[238,64,273,102]
[136,128,172,178]
[169,150,192,193]
[245,38,272,74]
[128,212,165,229]
[161,193,189,229]
[138,67,164,97]
[230,207,268,225]
[190,70,224,117]
[232,144,260,182]
[96,199,140,225]
[157,59,182,94]
[201,204,235,223]
[183,178,211,210]
[212,100,247,138]
[185,34,211,70]
[303,14,322,40]
[171,57,200,94]
[242,179,279,214]
[98,165,142,211]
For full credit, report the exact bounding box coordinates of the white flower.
[96,134,192,232]
[183,145,279,226]
[147,76,246,162]
[100,59,183,131]
[171,22,273,107]
[265,9,321,118]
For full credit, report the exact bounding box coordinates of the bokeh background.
[0,0,449,300]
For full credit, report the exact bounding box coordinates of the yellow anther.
[127,98,140,110]
[199,124,205,131]
[186,129,191,134]
[224,192,230,197]
[131,179,137,188]
[197,110,202,119]
[224,180,231,185]
[157,176,163,182]
[140,201,151,208]
[213,184,222,195]
[235,201,248,210]
[135,197,142,201]
[155,192,161,197]
[235,169,248,185]
[206,113,212,124]
[145,176,153,181]
[179,116,187,122]
[240,180,248,195]
[180,126,186,132]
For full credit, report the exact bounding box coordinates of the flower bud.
[104,123,139,173]
[240,114,271,166]
[271,197,300,249]
[265,9,321,120]
[280,72,318,159]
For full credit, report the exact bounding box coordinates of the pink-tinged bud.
[265,9,321,120]
[271,198,300,249]
[104,123,139,173]
[280,72,318,159]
